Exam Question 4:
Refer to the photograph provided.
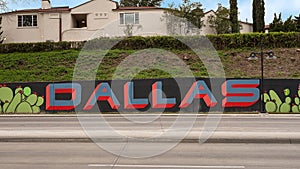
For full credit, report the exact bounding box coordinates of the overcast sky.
[6,0,300,24]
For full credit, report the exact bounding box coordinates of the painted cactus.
[0,85,44,114]
[264,85,300,113]
[292,86,300,113]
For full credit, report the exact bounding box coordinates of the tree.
[252,0,265,32]
[295,14,300,32]
[283,16,297,32]
[269,13,283,32]
[120,0,163,7]
[163,0,204,35]
[208,4,231,34]
[0,0,7,11]
[229,0,239,33]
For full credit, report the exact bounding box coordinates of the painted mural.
[264,85,300,113]
[0,79,299,113]
[0,85,44,113]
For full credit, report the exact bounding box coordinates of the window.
[18,15,38,27]
[120,13,139,25]
[0,17,2,25]
[71,14,87,28]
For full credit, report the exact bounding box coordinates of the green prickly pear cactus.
[265,101,277,113]
[0,85,13,104]
[36,97,44,107]
[264,85,300,113]
[292,86,300,113]
[16,102,33,113]
[0,85,44,114]
[26,94,38,106]
[6,93,22,113]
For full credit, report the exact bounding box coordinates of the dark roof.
[204,10,215,15]
[240,21,253,25]
[0,7,70,15]
[113,6,165,11]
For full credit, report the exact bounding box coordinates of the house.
[265,25,270,33]
[0,0,254,44]
[202,10,253,34]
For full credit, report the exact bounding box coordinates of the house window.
[71,14,87,28]
[18,15,38,27]
[120,12,139,25]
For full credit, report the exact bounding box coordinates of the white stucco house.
[0,0,253,43]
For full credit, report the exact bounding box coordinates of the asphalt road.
[0,142,299,169]
[1,115,300,168]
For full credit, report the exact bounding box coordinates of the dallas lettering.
[46,80,260,111]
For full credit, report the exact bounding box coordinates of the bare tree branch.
[0,0,38,12]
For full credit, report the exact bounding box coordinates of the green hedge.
[0,41,84,53]
[207,32,300,49]
[1,32,300,53]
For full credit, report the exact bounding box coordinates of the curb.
[1,137,300,144]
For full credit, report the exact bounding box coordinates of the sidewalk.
[1,114,300,144]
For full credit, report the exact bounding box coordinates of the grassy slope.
[0,48,299,83]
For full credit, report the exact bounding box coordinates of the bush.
[0,41,84,53]
[207,32,300,49]
[0,32,300,53]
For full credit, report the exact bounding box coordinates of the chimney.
[42,0,51,9]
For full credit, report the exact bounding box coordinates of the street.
[0,142,299,169]
[0,114,300,169]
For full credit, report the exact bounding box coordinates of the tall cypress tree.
[230,0,239,33]
[253,0,265,32]
[252,0,257,32]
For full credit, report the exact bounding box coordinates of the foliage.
[0,0,7,11]
[294,14,300,32]
[269,13,284,32]
[283,16,297,32]
[1,33,300,53]
[229,0,239,33]
[0,45,299,82]
[252,0,265,32]
[0,41,83,53]
[119,0,162,7]
[269,14,299,32]
[208,4,231,34]
[0,0,37,12]
[163,0,204,35]
[207,32,300,49]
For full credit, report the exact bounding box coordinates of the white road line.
[88,164,246,168]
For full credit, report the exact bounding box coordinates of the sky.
[6,0,300,24]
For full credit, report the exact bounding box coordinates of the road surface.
[0,142,299,169]
[0,114,300,168]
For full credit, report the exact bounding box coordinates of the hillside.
[0,48,299,83]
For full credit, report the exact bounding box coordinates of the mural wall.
[0,79,299,113]
[0,85,44,113]
[263,83,300,113]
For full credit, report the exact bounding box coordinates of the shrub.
[0,32,299,53]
